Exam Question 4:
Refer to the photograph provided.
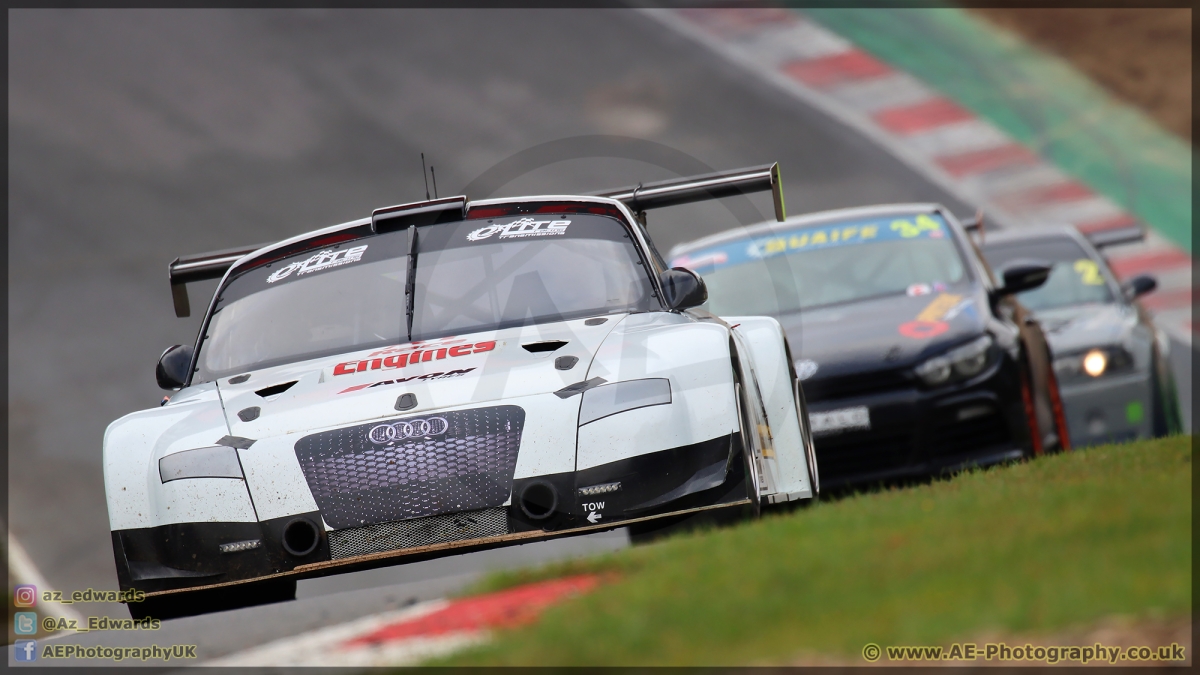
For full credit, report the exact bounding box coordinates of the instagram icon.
[14,584,37,607]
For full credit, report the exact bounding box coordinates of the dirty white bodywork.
[104,311,815,531]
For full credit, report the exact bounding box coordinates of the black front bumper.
[807,361,1031,489]
[112,432,752,598]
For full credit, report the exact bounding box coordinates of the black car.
[668,203,1070,489]
[980,225,1182,446]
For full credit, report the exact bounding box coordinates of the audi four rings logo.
[368,417,449,444]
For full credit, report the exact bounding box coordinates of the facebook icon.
[14,640,38,662]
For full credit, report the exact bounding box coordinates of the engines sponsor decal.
[898,293,965,339]
[338,368,476,394]
[267,245,368,283]
[368,417,449,443]
[333,340,496,376]
[670,213,950,272]
[466,217,571,242]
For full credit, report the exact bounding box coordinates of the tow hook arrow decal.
[587,511,602,524]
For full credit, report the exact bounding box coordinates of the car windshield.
[195,211,653,380]
[671,212,968,315]
[982,237,1114,311]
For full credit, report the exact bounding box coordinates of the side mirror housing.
[156,345,194,390]
[1122,273,1156,300]
[995,262,1052,297]
[660,267,708,311]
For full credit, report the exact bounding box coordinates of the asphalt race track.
[8,9,1190,661]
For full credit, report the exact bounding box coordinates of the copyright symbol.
[862,643,881,662]
[42,616,57,631]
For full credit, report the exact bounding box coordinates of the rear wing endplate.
[593,163,785,223]
[169,244,269,317]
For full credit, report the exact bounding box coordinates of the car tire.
[1044,353,1071,452]
[1150,348,1183,437]
[1018,359,1044,458]
[733,380,763,516]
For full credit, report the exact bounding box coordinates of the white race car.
[105,164,818,618]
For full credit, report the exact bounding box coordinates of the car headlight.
[914,335,993,387]
[1053,346,1133,383]
[159,446,245,483]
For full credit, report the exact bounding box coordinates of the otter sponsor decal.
[333,340,496,376]
[466,217,571,241]
[898,293,964,339]
[338,368,476,394]
[267,245,368,283]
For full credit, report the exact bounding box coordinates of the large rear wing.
[1084,223,1145,249]
[169,243,270,317]
[167,163,786,317]
[961,210,1146,251]
[592,162,785,224]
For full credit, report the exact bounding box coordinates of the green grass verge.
[797,7,1191,253]
[433,435,1192,665]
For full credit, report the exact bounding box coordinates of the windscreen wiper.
[405,224,418,340]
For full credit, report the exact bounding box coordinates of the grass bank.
[435,435,1191,665]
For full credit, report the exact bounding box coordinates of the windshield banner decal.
[467,218,571,241]
[671,214,948,272]
[267,245,368,283]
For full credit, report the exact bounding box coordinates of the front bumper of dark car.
[112,432,751,599]
[1058,371,1153,447]
[805,360,1030,489]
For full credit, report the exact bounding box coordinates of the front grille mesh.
[328,508,510,560]
[294,405,524,529]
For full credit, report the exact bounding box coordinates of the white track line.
[6,531,83,624]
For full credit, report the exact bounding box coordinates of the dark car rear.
[669,204,1067,488]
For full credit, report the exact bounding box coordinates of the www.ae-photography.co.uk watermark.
[862,641,1187,665]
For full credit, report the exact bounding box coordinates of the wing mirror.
[660,267,708,310]
[156,345,194,390]
[1121,273,1156,300]
[995,262,1052,296]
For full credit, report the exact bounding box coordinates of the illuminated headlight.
[1054,346,1132,382]
[914,335,993,387]
[579,378,671,426]
[1083,350,1107,376]
[159,446,244,483]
